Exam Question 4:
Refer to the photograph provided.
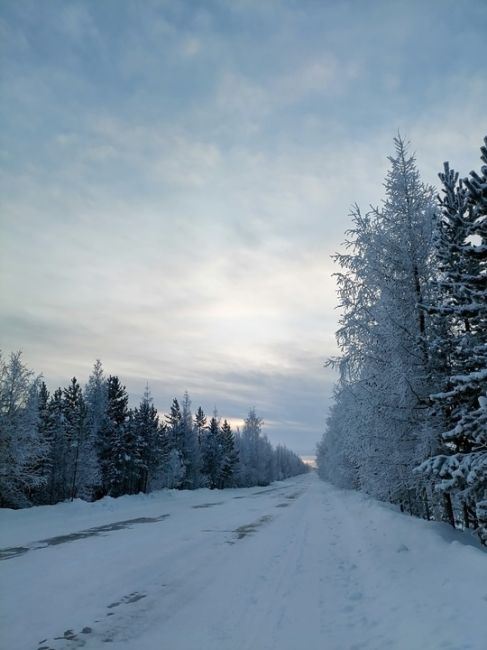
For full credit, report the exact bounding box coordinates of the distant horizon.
[3,349,317,456]
[300,455,317,467]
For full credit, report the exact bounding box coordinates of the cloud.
[58,3,100,43]
[1,0,486,456]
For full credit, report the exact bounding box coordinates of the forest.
[0,355,307,509]
[317,135,487,545]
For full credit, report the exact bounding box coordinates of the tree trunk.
[70,439,80,502]
[423,488,431,521]
[443,492,455,528]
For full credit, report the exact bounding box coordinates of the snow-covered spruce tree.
[194,406,207,446]
[44,387,68,503]
[201,412,223,489]
[161,393,202,490]
[100,375,131,497]
[179,392,202,489]
[121,409,146,495]
[83,360,106,498]
[318,137,437,514]
[29,381,54,504]
[417,136,487,542]
[163,398,185,488]
[63,378,89,500]
[151,420,171,490]
[0,352,48,508]
[235,408,274,487]
[62,375,100,502]
[235,409,260,487]
[258,434,275,486]
[130,385,161,493]
[218,419,239,488]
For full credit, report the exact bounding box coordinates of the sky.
[1,0,486,456]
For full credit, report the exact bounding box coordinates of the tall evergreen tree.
[318,137,437,513]
[236,408,269,487]
[30,381,53,504]
[131,385,160,493]
[194,406,207,446]
[179,392,201,489]
[418,137,487,542]
[164,398,185,488]
[63,378,89,501]
[218,419,238,488]
[100,375,130,496]
[201,413,223,489]
[45,387,68,503]
[84,360,106,497]
[165,398,182,444]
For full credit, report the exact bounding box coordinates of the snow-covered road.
[1,472,486,650]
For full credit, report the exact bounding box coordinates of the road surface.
[1,472,486,650]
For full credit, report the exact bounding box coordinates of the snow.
[1,473,486,650]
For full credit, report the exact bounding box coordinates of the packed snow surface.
[1,472,486,650]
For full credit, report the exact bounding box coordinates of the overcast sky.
[1,0,486,456]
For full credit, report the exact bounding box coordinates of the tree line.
[0,355,307,509]
[317,135,486,545]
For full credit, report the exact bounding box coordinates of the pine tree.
[84,360,106,498]
[116,409,143,495]
[164,398,185,488]
[30,381,53,504]
[147,419,171,491]
[201,413,223,489]
[100,375,130,496]
[45,387,68,503]
[418,137,487,542]
[219,419,238,488]
[194,406,207,446]
[165,398,182,449]
[63,377,89,501]
[179,392,201,489]
[132,385,160,493]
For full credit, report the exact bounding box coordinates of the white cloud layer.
[1,0,486,454]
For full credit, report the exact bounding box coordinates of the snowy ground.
[1,472,486,650]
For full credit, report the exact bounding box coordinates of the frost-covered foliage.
[317,135,487,544]
[235,408,305,486]
[0,352,48,508]
[417,137,487,543]
[236,409,273,487]
[318,137,436,508]
[0,358,307,508]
